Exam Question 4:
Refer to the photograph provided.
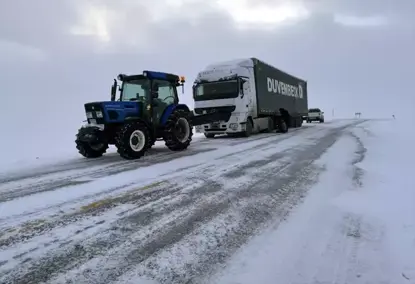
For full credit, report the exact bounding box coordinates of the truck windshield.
[194,80,239,101]
[121,79,150,102]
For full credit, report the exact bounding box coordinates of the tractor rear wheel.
[75,127,108,158]
[163,109,193,151]
[115,121,150,160]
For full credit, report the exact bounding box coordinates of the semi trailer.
[192,57,309,138]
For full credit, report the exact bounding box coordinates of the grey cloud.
[0,0,414,155]
[0,0,77,49]
[311,0,414,16]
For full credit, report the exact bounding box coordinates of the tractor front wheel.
[115,121,150,160]
[163,109,193,151]
[75,127,108,158]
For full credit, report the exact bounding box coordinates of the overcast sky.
[1,0,414,159]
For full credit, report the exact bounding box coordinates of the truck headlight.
[95,111,103,118]
[86,112,93,119]
[229,123,238,130]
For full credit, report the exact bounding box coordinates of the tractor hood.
[84,101,142,124]
[84,101,140,109]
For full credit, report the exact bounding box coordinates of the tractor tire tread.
[163,109,193,151]
[115,121,150,160]
[75,128,108,158]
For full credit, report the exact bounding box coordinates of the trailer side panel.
[252,58,308,117]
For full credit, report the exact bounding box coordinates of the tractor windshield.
[121,79,150,102]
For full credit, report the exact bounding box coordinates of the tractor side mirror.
[110,79,117,101]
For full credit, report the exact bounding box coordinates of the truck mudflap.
[76,126,106,143]
[189,111,232,126]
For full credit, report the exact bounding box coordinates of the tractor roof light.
[142,70,168,80]
[179,76,186,83]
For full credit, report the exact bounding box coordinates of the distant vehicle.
[192,57,308,138]
[307,108,324,123]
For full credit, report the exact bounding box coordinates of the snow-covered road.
[1,119,413,284]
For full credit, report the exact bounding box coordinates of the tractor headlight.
[95,111,103,118]
[86,112,93,119]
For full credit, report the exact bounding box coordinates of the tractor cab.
[110,71,185,125]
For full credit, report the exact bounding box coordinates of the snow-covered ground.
[210,119,415,284]
[0,119,413,284]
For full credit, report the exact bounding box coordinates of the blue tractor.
[75,70,230,160]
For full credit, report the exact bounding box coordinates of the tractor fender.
[160,104,191,126]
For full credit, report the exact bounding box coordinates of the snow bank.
[339,119,415,281]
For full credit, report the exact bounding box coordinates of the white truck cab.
[193,59,268,137]
[307,108,324,123]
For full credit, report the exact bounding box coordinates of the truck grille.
[194,105,236,115]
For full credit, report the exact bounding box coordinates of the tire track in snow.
[0,126,316,203]
[0,126,311,185]
[0,135,303,265]
[0,126,322,227]
[0,121,364,284]
[82,126,346,284]
[0,147,215,203]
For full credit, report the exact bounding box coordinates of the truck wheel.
[164,109,193,151]
[204,133,215,138]
[278,120,288,133]
[75,127,108,158]
[243,119,253,137]
[115,121,150,160]
[320,119,324,123]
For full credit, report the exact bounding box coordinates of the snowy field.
[0,119,414,284]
